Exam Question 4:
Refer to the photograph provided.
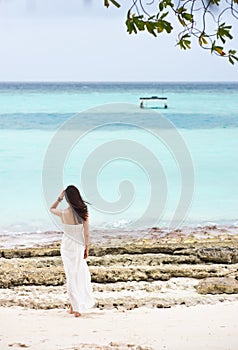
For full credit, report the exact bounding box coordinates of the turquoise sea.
[0,82,238,245]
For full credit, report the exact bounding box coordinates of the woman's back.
[61,208,85,246]
[62,207,83,225]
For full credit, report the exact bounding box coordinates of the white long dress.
[60,210,94,313]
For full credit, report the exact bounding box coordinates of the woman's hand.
[84,246,89,259]
[59,190,65,201]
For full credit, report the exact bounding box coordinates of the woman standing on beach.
[50,185,94,317]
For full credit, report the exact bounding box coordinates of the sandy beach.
[1,232,238,349]
[0,302,238,350]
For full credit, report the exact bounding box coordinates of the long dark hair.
[65,185,88,222]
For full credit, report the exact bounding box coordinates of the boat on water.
[139,96,168,109]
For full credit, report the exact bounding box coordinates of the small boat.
[139,96,168,109]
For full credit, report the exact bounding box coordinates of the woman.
[50,185,94,317]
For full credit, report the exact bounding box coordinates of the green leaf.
[217,23,233,44]
[159,0,174,10]
[182,13,193,22]
[178,15,186,27]
[177,6,186,14]
[157,22,164,33]
[126,18,137,34]
[109,0,121,8]
[134,17,146,31]
[162,20,173,33]
[177,34,191,50]
[160,11,169,20]
[159,1,164,11]
[104,0,109,8]
[214,46,225,56]
[199,34,208,46]
[228,49,238,64]
[155,13,173,34]
[211,40,225,56]
[145,21,157,37]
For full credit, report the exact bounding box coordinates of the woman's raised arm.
[50,190,65,217]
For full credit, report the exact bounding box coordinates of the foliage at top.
[104,0,238,64]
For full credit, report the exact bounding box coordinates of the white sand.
[0,302,238,350]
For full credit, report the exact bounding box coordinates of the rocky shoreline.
[1,233,238,310]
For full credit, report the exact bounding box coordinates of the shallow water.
[0,82,238,240]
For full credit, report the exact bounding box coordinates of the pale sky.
[0,0,238,82]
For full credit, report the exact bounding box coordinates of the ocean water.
[0,82,238,241]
